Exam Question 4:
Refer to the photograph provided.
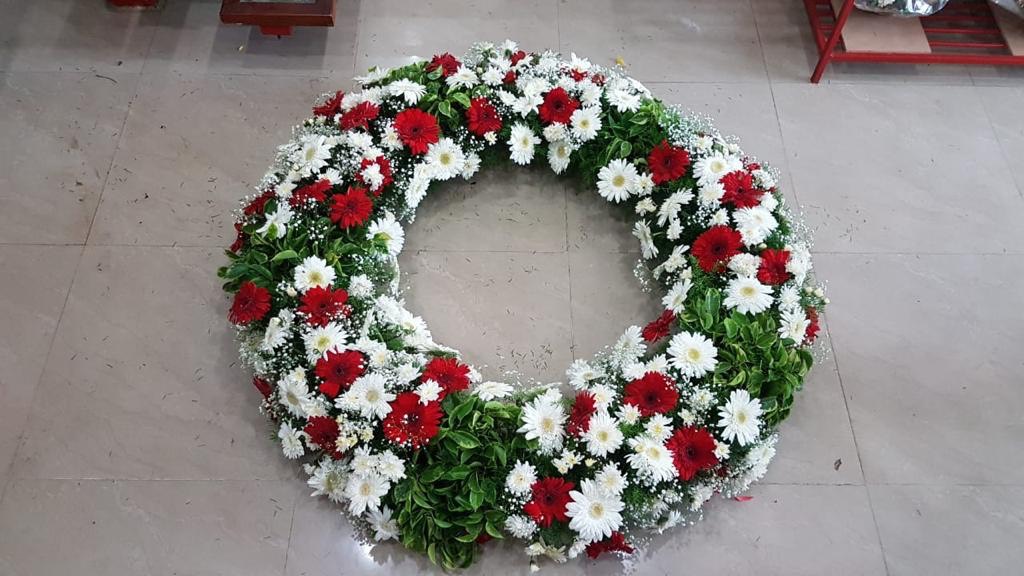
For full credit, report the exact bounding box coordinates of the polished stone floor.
[2,1,1024,575]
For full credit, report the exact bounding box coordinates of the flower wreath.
[219,40,828,570]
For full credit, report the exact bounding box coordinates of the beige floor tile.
[0,246,79,491]
[871,485,1024,576]
[977,86,1024,196]
[89,73,329,247]
[0,479,294,576]
[0,72,136,244]
[774,83,1024,253]
[12,246,296,481]
[404,165,568,253]
[565,184,639,254]
[398,250,572,384]
[817,254,1024,485]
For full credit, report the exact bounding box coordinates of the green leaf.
[448,431,480,449]
[438,100,453,118]
[451,92,472,109]
[270,249,300,262]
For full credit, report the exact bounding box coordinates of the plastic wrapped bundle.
[990,0,1024,19]
[854,0,950,16]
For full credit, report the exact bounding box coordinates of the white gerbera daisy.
[606,84,641,113]
[718,389,763,446]
[645,414,674,442]
[733,206,778,246]
[626,435,677,483]
[506,460,538,496]
[461,152,481,179]
[633,220,657,259]
[693,152,742,187]
[446,66,479,88]
[567,359,604,389]
[277,368,312,418]
[566,479,625,543]
[583,411,624,458]
[345,473,388,515]
[617,402,642,425]
[307,461,346,503]
[404,167,431,210]
[278,421,305,459]
[508,123,540,165]
[381,124,403,150]
[505,515,538,539]
[553,449,582,475]
[367,505,399,541]
[597,159,638,203]
[256,203,293,239]
[425,137,466,180]
[570,106,602,141]
[588,383,616,410]
[724,276,773,315]
[348,373,395,420]
[667,331,718,379]
[714,440,731,460]
[303,322,348,362]
[594,463,627,495]
[293,256,336,292]
[296,134,332,174]
[662,278,693,314]
[548,140,572,174]
[475,380,514,401]
[517,396,566,454]
[367,212,405,256]
[416,379,442,404]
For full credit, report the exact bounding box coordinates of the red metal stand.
[220,0,334,36]
[804,0,1024,82]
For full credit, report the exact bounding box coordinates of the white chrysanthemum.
[714,440,731,460]
[567,359,604,389]
[425,137,466,180]
[583,411,624,458]
[626,435,676,483]
[462,152,481,179]
[345,473,388,515]
[518,396,566,454]
[506,460,538,496]
[778,285,801,311]
[566,479,625,543]
[635,172,655,196]
[778,306,811,344]
[303,322,348,362]
[667,331,718,379]
[261,309,293,351]
[662,278,692,314]
[617,402,642,425]
[606,80,641,113]
[367,212,405,256]
[728,253,762,278]
[613,325,646,362]
[376,450,406,481]
[278,421,305,459]
[347,274,374,299]
[718,389,763,446]
[787,244,813,285]
[633,220,658,259]
[404,167,431,210]
[645,414,674,442]
[733,206,778,246]
[698,181,726,208]
[635,197,656,215]
[724,276,773,315]
[508,123,540,165]
[347,373,395,420]
[693,152,742,187]
[594,463,627,495]
[446,66,479,88]
[360,162,385,192]
[760,191,779,212]
[308,460,346,503]
[256,203,293,238]
[416,379,442,404]
[690,387,714,410]
[381,124,403,150]
[366,505,399,541]
[588,383,616,410]
[481,66,504,86]
[475,380,514,401]
[570,106,602,141]
[296,134,332,174]
[663,246,691,275]
[553,449,582,474]
[548,140,572,174]
[543,123,568,143]
[512,93,542,117]
[505,515,538,539]
[293,255,336,292]
[350,446,377,477]
[597,158,638,203]
[278,368,311,417]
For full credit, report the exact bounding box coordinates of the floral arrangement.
[219,40,827,570]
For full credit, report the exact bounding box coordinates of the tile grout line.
[747,0,773,86]
[972,85,1024,201]
[281,494,298,576]
[563,183,577,362]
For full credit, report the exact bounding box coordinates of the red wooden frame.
[220,0,334,36]
[803,0,1024,82]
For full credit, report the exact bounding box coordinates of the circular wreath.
[219,40,827,570]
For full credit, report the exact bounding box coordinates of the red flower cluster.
[329,187,373,229]
[503,70,517,85]
[566,391,597,437]
[298,286,349,326]
[382,392,442,449]
[721,170,765,208]
[304,416,343,459]
[313,90,344,118]
[648,140,690,184]
[757,248,791,285]
[466,97,502,136]
[524,477,574,527]
[230,222,245,253]
[624,372,679,416]
[289,179,332,207]
[585,532,634,559]
[315,349,365,397]
[426,52,461,77]
[252,376,272,399]
[805,306,820,344]
[394,108,440,155]
[509,50,528,65]
[692,225,743,273]
[357,156,394,193]
[229,281,271,325]
[420,357,471,399]
[243,189,275,216]
[642,309,676,342]
[666,427,719,480]
[340,101,380,131]
[538,87,579,125]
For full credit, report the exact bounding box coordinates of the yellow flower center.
[687,348,701,361]
[612,175,626,187]
[589,502,605,518]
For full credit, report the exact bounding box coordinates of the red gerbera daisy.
[230,222,245,253]
[314,349,365,397]
[466,97,502,136]
[289,178,332,208]
[382,392,443,449]
[538,87,580,125]
[585,532,634,559]
[252,376,272,399]
[339,101,379,131]
[329,187,373,229]
[509,50,528,66]
[567,391,597,437]
[642,309,676,342]
[243,189,275,216]
[524,477,575,527]
[304,416,343,459]
[623,372,679,417]
[692,226,743,273]
[503,70,517,85]
[666,427,719,481]
[757,248,791,286]
[420,357,471,399]
[393,108,441,155]
[426,52,461,77]
[313,90,344,118]
[356,156,394,193]
[298,286,349,326]
[570,69,588,82]
[229,281,271,325]
[720,170,765,208]
[805,306,820,344]
[648,139,691,185]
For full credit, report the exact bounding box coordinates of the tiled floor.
[1,1,1023,575]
